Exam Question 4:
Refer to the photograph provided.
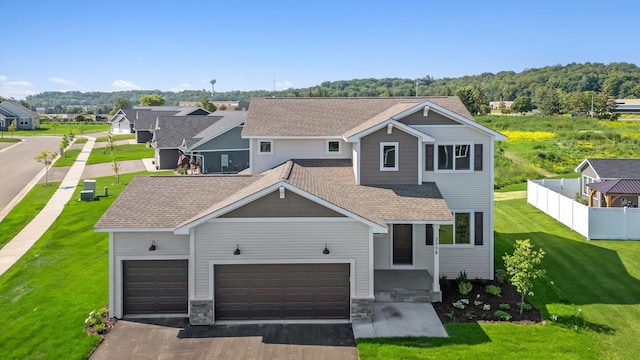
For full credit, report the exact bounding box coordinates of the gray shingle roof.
[588,179,640,194]
[152,115,221,149]
[96,159,453,230]
[242,97,474,137]
[0,101,39,118]
[583,158,640,179]
[191,111,247,144]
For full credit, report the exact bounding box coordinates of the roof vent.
[423,105,430,116]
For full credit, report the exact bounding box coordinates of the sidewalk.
[0,137,96,277]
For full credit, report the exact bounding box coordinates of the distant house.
[107,107,210,143]
[151,110,248,173]
[575,158,640,207]
[615,99,640,115]
[489,101,513,110]
[0,101,40,130]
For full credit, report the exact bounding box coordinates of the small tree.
[503,239,545,314]
[60,134,70,159]
[198,96,217,112]
[106,130,121,184]
[35,150,58,186]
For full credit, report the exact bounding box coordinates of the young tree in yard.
[198,96,217,112]
[8,122,16,138]
[503,239,546,314]
[60,134,70,159]
[35,150,58,186]
[139,94,165,106]
[106,130,121,184]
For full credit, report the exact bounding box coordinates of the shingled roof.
[96,159,453,231]
[577,158,640,179]
[242,97,474,137]
[588,179,640,194]
[152,115,221,149]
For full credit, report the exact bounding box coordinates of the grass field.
[87,143,154,164]
[10,123,110,136]
[358,196,640,359]
[0,137,21,143]
[0,171,171,360]
[53,149,82,167]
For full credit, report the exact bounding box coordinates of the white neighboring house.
[0,101,40,130]
[95,97,506,325]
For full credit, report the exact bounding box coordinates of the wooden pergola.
[587,179,640,207]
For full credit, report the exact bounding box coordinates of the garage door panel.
[123,260,188,315]
[215,263,349,320]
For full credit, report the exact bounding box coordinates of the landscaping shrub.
[456,270,468,284]
[485,285,502,297]
[494,310,512,321]
[517,302,533,312]
[458,281,473,295]
[495,269,507,283]
[499,303,510,311]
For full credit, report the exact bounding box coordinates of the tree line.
[19,62,640,118]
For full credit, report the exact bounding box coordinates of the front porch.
[374,270,441,302]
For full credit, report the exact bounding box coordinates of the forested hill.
[24,62,640,109]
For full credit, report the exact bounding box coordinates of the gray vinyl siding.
[192,127,248,151]
[399,110,461,126]
[440,246,491,279]
[136,130,153,144]
[193,220,370,299]
[112,232,190,317]
[252,139,352,174]
[222,189,344,218]
[201,150,249,173]
[360,127,418,185]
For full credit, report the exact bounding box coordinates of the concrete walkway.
[352,302,448,338]
[0,137,96,277]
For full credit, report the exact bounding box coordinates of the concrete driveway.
[89,319,358,360]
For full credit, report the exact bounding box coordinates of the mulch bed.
[433,278,543,324]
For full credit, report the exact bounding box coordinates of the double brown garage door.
[123,260,188,315]
[215,263,350,320]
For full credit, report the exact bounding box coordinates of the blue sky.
[1,0,639,99]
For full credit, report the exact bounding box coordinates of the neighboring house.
[0,101,40,130]
[95,96,506,325]
[489,101,513,110]
[575,158,640,207]
[150,110,248,173]
[615,99,640,114]
[107,107,210,142]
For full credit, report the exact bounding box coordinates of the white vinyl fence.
[527,179,640,240]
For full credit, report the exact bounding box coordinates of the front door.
[393,224,413,265]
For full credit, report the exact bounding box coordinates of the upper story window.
[437,144,471,171]
[258,140,273,155]
[326,140,341,155]
[380,142,398,171]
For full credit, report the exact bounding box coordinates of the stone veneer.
[190,300,213,325]
[351,298,374,323]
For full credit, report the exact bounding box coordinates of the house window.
[380,142,398,171]
[437,144,471,170]
[258,140,273,155]
[582,175,599,200]
[326,140,341,154]
[439,212,472,245]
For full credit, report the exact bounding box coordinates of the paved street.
[0,136,61,212]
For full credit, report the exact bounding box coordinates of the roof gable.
[575,158,640,179]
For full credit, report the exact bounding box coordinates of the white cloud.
[111,80,141,90]
[49,77,78,86]
[275,80,294,90]
[0,77,37,99]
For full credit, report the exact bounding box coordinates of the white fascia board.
[419,101,507,141]
[243,135,343,140]
[384,219,454,225]
[574,159,590,173]
[94,227,175,232]
[345,120,435,143]
[174,181,388,234]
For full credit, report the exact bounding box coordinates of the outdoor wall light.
[233,245,241,256]
[323,244,330,255]
[148,241,157,251]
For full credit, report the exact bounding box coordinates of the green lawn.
[0,182,60,249]
[0,137,21,143]
[0,171,172,360]
[94,134,135,142]
[358,196,640,359]
[11,123,109,136]
[53,149,82,167]
[87,143,154,164]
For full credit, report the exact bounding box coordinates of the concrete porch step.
[375,289,433,303]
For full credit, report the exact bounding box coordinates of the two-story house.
[95,97,506,325]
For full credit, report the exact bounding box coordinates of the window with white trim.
[380,142,398,171]
[258,140,273,155]
[439,212,472,245]
[326,140,341,154]
[437,144,471,170]
[582,175,599,200]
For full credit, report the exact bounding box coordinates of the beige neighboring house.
[489,101,513,110]
[95,96,506,326]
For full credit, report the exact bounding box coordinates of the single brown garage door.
[123,260,188,315]
[215,263,350,320]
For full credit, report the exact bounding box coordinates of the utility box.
[80,190,94,201]
[83,180,96,200]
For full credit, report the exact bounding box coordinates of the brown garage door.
[215,263,350,320]
[123,260,188,315]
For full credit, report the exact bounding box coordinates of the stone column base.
[189,300,213,325]
[351,298,374,323]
